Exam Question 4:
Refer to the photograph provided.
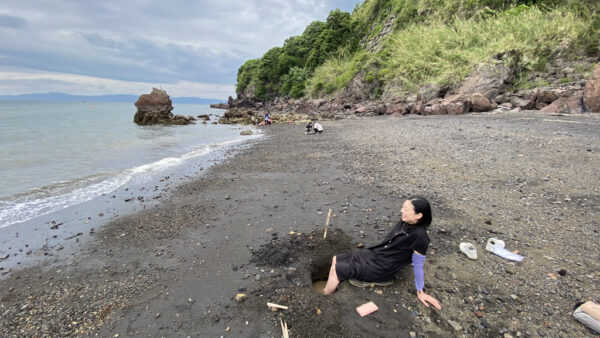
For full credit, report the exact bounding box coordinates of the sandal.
[349,279,393,288]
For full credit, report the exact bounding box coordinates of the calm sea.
[0,101,259,228]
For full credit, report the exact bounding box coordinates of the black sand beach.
[1,111,599,337]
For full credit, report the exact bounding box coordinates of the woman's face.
[401,200,422,224]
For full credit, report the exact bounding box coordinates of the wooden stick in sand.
[323,208,332,239]
[267,302,288,310]
[280,318,290,338]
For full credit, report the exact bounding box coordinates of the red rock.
[474,311,484,318]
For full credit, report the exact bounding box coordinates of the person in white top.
[313,122,323,134]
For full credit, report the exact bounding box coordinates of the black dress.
[335,221,429,283]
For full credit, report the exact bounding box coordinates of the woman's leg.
[323,256,339,295]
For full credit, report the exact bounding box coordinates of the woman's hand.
[417,290,441,310]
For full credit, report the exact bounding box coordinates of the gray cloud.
[0,14,28,29]
[0,0,362,96]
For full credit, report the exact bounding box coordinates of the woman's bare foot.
[323,256,339,295]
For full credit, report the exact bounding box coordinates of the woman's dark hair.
[410,197,432,227]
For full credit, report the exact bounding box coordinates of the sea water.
[0,101,259,228]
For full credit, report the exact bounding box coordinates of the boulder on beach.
[133,88,194,125]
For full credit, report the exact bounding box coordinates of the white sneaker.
[459,242,478,260]
[486,238,524,262]
[574,303,600,334]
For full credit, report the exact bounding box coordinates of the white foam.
[0,131,262,228]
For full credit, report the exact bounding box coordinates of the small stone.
[375,290,383,295]
[558,269,567,276]
[409,332,416,338]
[357,243,364,248]
[225,327,230,332]
[316,308,322,315]
[474,311,484,318]
[155,313,160,318]
[510,294,518,300]
[255,275,261,281]
[447,320,463,331]
[235,293,247,303]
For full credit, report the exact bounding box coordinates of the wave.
[0,131,262,228]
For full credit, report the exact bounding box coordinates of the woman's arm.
[413,251,441,309]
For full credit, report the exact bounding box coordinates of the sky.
[0,0,362,99]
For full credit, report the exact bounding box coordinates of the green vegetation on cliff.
[236,0,599,101]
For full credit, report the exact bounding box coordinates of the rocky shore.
[0,111,598,337]
[219,59,600,125]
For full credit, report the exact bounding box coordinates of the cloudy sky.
[0,0,361,99]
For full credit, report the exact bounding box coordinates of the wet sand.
[1,111,599,337]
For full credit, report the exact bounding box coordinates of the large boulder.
[418,84,443,103]
[541,91,584,114]
[452,61,512,100]
[469,93,492,112]
[133,88,193,125]
[583,63,600,112]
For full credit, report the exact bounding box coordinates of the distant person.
[305,121,313,134]
[251,115,256,125]
[313,122,323,134]
[264,112,271,125]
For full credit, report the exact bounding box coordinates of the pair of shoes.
[349,279,393,288]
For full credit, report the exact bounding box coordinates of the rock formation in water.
[133,88,194,125]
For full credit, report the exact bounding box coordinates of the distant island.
[0,92,222,104]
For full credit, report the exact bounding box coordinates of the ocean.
[0,101,259,229]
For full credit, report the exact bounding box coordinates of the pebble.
[474,311,484,318]
[447,320,463,331]
[235,293,247,303]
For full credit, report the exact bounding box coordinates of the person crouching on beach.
[322,197,441,310]
[305,121,313,134]
[313,122,323,134]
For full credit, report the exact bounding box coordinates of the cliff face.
[232,0,600,117]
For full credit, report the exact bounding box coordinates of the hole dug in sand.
[243,229,417,336]
[310,256,332,294]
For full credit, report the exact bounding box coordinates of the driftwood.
[267,302,288,310]
[280,318,290,338]
[323,209,332,239]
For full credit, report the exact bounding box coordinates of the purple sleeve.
[412,252,426,291]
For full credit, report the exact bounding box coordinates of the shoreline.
[0,131,263,274]
[1,112,599,337]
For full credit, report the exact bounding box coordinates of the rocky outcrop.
[209,103,229,109]
[210,96,234,109]
[133,88,194,125]
[583,63,600,112]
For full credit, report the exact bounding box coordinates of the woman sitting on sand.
[322,197,441,310]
